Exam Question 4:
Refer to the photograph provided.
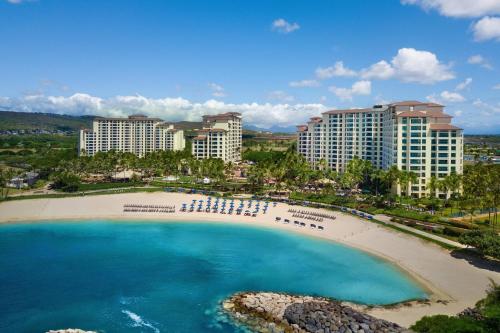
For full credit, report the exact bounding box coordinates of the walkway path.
[374,214,465,248]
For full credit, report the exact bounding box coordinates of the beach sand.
[0,192,498,327]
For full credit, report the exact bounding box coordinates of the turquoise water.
[0,221,427,332]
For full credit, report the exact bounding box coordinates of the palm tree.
[397,170,417,205]
[427,176,438,198]
[385,165,400,194]
[445,172,462,215]
[370,169,386,195]
[1,168,16,199]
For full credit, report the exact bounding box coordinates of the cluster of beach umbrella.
[180,197,276,216]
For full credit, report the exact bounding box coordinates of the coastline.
[1,191,499,327]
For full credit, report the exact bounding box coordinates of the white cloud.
[267,90,295,103]
[440,91,466,102]
[467,54,493,69]
[427,91,466,103]
[289,79,320,87]
[455,77,472,90]
[360,60,396,80]
[271,18,300,34]
[390,48,454,84]
[354,48,454,84]
[493,83,500,89]
[328,80,371,101]
[401,0,500,18]
[0,93,329,130]
[208,83,226,97]
[454,110,463,117]
[473,98,500,113]
[472,16,500,41]
[315,61,357,79]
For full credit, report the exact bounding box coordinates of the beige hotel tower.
[79,115,185,157]
[297,101,463,198]
[192,112,242,162]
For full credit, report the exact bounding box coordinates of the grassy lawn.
[2,186,164,201]
[77,182,144,191]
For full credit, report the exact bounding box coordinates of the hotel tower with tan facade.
[192,112,242,162]
[297,101,463,198]
[79,115,185,157]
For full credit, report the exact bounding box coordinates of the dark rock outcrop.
[222,292,409,333]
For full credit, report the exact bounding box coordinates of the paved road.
[374,214,466,248]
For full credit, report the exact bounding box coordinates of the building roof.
[193,135,207,140]
[197,128,227,133]
[396,110,452,118]
[429,124,462,130]
[203,112,242,121]
[296,125,308,132]
[397,111,426,117]
[93,115,163,122]
[308,117,323,123]
[425,110,452,118]
[390,100,444,107]
[322,108,374,115]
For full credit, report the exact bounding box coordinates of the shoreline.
[1,215,440,303]
[1,192,499,326]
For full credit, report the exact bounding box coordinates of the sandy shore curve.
[0,192,498,327]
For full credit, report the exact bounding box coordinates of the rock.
[222,292,407,333]
[46,330,96,333]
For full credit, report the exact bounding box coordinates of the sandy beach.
[0,191,498,327]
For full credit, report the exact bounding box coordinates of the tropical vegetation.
[411,281,500,333]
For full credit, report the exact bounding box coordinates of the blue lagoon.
[0,221,427,332]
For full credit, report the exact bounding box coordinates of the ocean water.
[0,221,427,333]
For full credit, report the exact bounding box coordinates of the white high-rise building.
[79,115,185,157]
[297,101,463,198]
[192,112,242,162]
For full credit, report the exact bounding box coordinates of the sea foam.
[122,310,160,333]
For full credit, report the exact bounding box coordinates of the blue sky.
[0,0,499,133]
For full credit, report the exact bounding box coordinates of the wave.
[122,309,160,333]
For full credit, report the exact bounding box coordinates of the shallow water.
[0,221,427,332]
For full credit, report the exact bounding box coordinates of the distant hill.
[0,110,291,135]
[0,111,93,132]
[171,121,204,131]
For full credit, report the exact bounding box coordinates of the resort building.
[297,101,463,198]
[78,115,185,156]
[192,112,242,162]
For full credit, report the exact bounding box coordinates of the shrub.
[447,220,480,230]
[412,282,500,333]
[459,230,500,259]
[443,226,468,237]
[50,172,80,193]
[411,315,487,333]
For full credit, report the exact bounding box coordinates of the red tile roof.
[198,128,226,132]
[397,110,452,118]
[322,108,373,115]
[397,111,426,117]
[308,117,323,123]
[297,125,308,132]
[425,110,452,118]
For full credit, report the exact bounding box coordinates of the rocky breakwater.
[46,329,96,333]
[222,292,409,333]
